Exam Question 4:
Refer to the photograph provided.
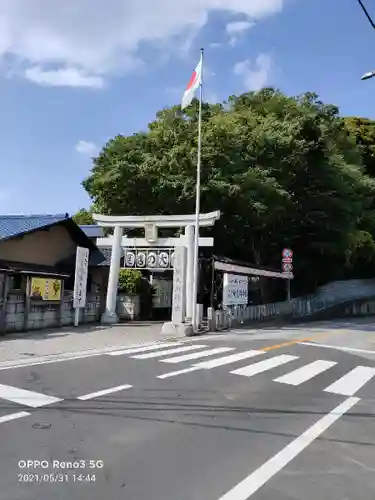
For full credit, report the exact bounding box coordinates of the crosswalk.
[108,341,375,398]
[1,340,375,427]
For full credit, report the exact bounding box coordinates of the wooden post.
[0,274,9,334]
[24,275,31,331]
[59,279,65,327]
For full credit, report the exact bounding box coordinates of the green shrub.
[118,269,143,294]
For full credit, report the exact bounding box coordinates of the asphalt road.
[0,322,375,500]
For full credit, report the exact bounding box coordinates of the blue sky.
[0,0,374,215]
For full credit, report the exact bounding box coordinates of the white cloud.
[76,140,99,157]
[226,20,254,46]
[0,0,284,88]
[234,54,272,90]
[210,42,222,49]
[25,66,105,88]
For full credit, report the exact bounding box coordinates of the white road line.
[160,347,234,364]
[216,396,360,500]
[77,384,133,401]
[230,355,298,378]
[157,367,202,379]
[324,366,375,396]
[274,360,337,386]
[131,345,208,360]
[0,411,30,424]
[300,342,375,355]
[108,342,183,356]
[194,350,262,369]
[0,384,62,408]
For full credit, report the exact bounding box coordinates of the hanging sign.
[123,248,174,270]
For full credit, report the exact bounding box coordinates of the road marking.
[108,342,184,356]
[274,360,337,386]
[160,347,234,364]
[300,342,375,355]
[0,352,107,371]
[77,384,133,401]
[259,329,347,353]
[157,367,202,379]
[231,355,298,378]
[0,384,62,408]
[216,396,360,500]
[131,345,208,360]
[324,366,375,396]
[195,350,263,369]
[0,411,30,424]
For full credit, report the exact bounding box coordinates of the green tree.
[73,208,94,225]
[344,117,375,178]
[83,89,375,294]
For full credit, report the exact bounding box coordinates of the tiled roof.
[0,214,68,241]
[98,247,125,266]
[79,225,104,238]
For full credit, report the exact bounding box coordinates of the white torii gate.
[93,211,220,335]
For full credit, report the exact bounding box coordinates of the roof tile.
[0,214,68,241]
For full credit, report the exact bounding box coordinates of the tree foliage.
[83,89,375,294]
[72,208,94,225]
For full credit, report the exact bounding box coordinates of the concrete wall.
[0,225,75,265]
[208,279,375,331]
[314,279,375,303]
[4,291,100,333]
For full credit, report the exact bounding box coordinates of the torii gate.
[93,211,220,335]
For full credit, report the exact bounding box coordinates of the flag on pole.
[181,55,202,110]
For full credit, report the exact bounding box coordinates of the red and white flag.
[181,55,202,110]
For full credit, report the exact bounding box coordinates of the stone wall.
[117,293,140,321]
[4,291,101,333]
[208,278,375,331]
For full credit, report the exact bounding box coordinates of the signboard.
[171,246,186,324]
[152,279,173,309]
[281,248,293,277]
[282,262,293,272]
[282,248,293,259]
[124,248,174,270]
[73,247,89,309]
[223,273,248,306]
[30,277,62,301]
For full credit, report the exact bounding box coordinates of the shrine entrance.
[93,211,220,335]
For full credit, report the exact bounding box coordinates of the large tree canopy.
[83,89,375,293]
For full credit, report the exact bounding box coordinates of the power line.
[356,0,375,30]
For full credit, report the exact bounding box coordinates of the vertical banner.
[73,247,89,309]
[171,246,186,324]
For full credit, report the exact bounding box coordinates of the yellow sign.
[30,277,62,301]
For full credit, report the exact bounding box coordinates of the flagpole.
[191,48,204,332]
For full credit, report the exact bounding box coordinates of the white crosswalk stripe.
[0,384,62,408]
[77,384,133,401]
[160,347,235,364]
[230,355,298,378]
[194,350,262,369]
[108,342,184,356]
[324,366,375,396]
[131,345,208,360]
[0,411,30,425]
[274,360,337,386]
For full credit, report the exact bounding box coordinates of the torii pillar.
[93,211,220,335]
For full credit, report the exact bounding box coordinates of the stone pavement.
[0,321,178,363]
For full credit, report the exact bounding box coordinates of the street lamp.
[361,70,375,80]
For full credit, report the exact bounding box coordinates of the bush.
[118,269,143,294]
